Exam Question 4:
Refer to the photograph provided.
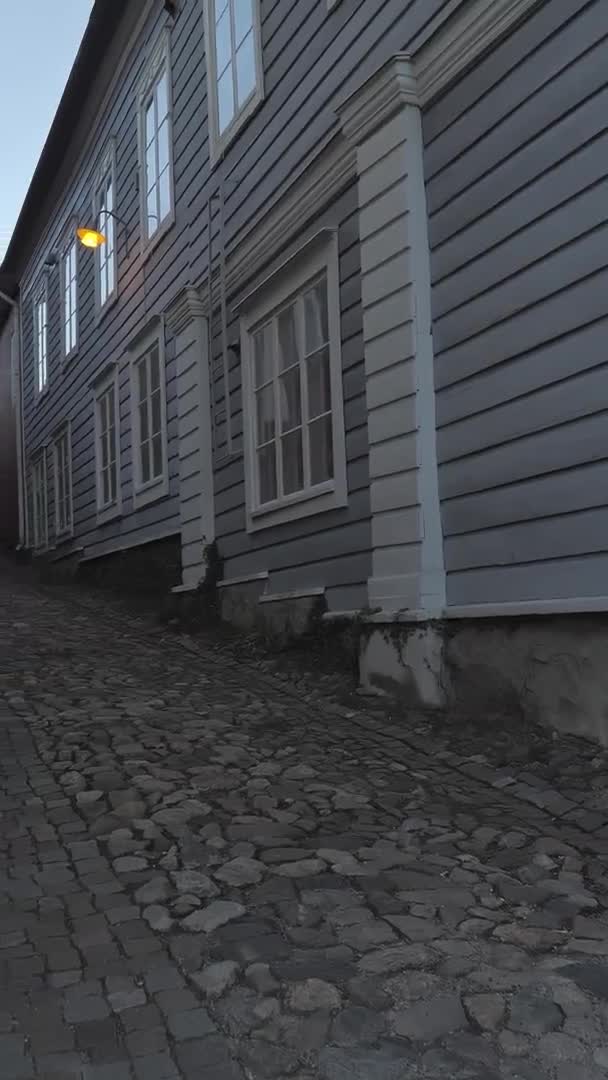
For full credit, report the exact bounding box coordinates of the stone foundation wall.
[76,535,182,601]
[360,614,608,745]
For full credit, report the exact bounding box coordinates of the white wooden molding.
[414,0,544,106]
[336,55,419,146]
[165,286,206,336]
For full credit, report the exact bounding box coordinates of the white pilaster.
[337,55,445,616]
[165,287,214,589]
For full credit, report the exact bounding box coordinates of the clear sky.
[0,0,94,261]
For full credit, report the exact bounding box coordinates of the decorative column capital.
[165,286,206,337]
[336,54,419,146]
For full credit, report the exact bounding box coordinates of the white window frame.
[94,365,122,524]
[94,143,118,315]
[240,232,347,533]
[60,233,79,361]
[31,450,48,551]
[52,423,74,540]
[33,282,49,398]
[128,323,169,510]
[203,0,264,163]
[137,30,175,256]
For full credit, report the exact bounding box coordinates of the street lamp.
[76,210,129,257]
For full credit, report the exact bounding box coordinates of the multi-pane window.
[96,378,119,514]
[142,66,172,241]
[134,344,165,487]
[97,170,116,306]
[34,292,48,394]
[53,427,73,537]
[252,273,334,506]
[62,240,78,357]
[32,453,47,549]
[206,0,263,154]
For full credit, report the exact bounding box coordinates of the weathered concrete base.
[360,614,608,745]
[219,581,325,644]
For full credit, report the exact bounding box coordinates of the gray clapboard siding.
[423,0,608,607]
[449,554,608,607]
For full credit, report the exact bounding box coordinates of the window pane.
[233,0,253,44]
[217,64,235,133]
[281,430,304,495]
[278,304,298,371]
[141,441,151,484]
[139,401,149,443]
[152,434,163,478]
[110,464,117,501]
[145,100,155,147]
[309,414,334,485]
[253,325,273,387]
[101,428,108,469]
[158,167,171,222]
[138,360,148,403]
[147,188,158,238]
[258,444,276,504]
[256,385,275,445]
[215,8,232,74]
[158,118,170,174]
[235,31,256,106]
[102,468,110,505]
[304,278,329,354]
[71,313,77,351]
[279,368,301,433]
[106,178,113,214]
[156,70,169,122]
[151,390,162,435]
[107,250,115,296]
[146,141,157,188]
[149,346,160,391]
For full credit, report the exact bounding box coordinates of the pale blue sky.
[0,0,94,261]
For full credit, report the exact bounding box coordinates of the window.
[34,288,48,395]
[204,0,264,159]
[31,452,48,549]
[138,34,173,247]
[62,239,78,358]
[95,149,117,309]
[130,328,168,509]
[53,426,73,538]
[94,368,121,522]
[240,234,347,531]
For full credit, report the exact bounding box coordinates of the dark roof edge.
[0,0,125,282]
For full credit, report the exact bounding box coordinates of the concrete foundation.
[219,581,325,644]
[360,614,608,745]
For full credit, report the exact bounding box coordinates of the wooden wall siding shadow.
[423,0,608,607]
[212,182,372,612]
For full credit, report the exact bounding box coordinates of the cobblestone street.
[3,567,608,1078]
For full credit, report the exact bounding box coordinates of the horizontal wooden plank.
[442,459,608,537]
[446,551,608,606]
[438,361,608,464]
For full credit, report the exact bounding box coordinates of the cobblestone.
[1,565,608,1077]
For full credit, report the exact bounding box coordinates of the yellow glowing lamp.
[77,227,106,249]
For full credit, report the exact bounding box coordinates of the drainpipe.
[2,291,27,550]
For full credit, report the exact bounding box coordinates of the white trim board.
[217,571,269,589]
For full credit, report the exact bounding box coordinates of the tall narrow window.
[62,239,78,358]
[97,170,116,308]
[94,369,121,522]
[34,290,48,395]
[139,39,173,246]
[53,426,73,538]
[130,331,168,509]
[31,452,48,549]
[204,0,263,159]
[240,237,347,532]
